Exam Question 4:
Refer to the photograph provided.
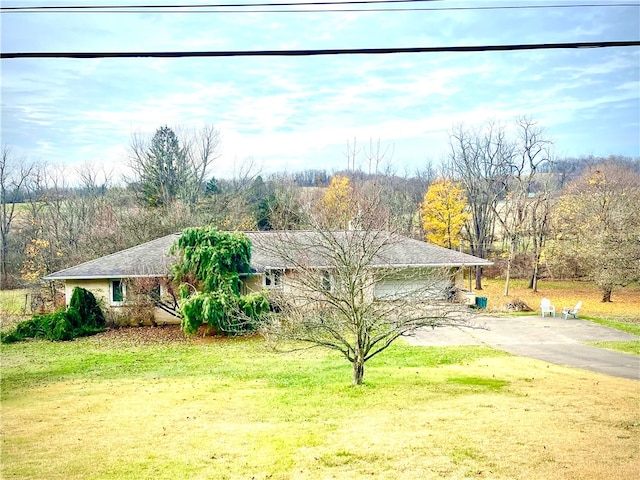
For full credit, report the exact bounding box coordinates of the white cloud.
[1,2,638,179]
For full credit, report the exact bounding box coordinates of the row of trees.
[2,121,639,302]
[419,118,639,301]
[0,127,432,290]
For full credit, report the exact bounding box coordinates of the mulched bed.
[91,325,256,346]
[92,325,191,345]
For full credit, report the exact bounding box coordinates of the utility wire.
[3,0,440,11]
[1,2,637,13]
[3,41,639,59]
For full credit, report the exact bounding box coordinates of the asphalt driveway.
[404,315,640,380]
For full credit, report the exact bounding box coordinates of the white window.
[264,269,283,289]
[110,279,126,306]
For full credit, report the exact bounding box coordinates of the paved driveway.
[404,315,640,380]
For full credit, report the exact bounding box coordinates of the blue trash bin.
[475,296,488,309]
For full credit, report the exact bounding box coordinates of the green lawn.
[583,315,640,336]
[0,288,29,316]
[587,340,640,356]
[2,330,638,480]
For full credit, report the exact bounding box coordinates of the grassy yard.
[0,288,30,316]
[1,329,639,480]
[477,279,640,322]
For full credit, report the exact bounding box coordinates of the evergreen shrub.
[172,227,269,336]
[1,287,105,343]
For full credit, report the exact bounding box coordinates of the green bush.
[180,291,269,336]
[238,291,270,330]
[69,287,105,329]
[1,287,105,344]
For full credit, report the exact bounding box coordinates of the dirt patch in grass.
[94,324,190,345]
[1,333,638,480]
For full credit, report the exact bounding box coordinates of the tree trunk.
[528,246,538,290]
[504,239,514,296]
[529,269,538,292]
[528,232,543,292]
[352,358,365,385]
[601,287,613,303]
[0,233,7,289]
[474,265,483,290]
[503,261,510,296]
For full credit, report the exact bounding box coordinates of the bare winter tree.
[20,163,123,278]
[258,191,474,385]
[183,124,222,207]
[494,117,553,296]
[77,161,114,196]
[339,139,434,238]
[0,146,35,288]
[447,121,513,289]
[527,172,555,292]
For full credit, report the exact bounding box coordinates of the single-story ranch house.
[43,230,492,324]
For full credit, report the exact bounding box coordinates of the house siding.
[48,232,491,325]
[243,275,264,293]
[64,278,181,325]
[152,308,181,325]
[65,279,111,307]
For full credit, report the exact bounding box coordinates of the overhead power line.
[2,41,639,59]
[5,0,440,11]
[1,2,637,13]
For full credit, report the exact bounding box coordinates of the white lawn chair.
[540,298,556,317]
[562,301,582,319]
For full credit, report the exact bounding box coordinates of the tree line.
[2,118,639,303]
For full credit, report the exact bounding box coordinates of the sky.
[1,0,639,181]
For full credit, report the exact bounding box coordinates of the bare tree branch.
[1,146,35,288]
[257,197,475,385]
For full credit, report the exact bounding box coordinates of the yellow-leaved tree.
[321,175,356,229]
[421,179,470,249]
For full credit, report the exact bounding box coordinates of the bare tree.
[18,163,124,279]
[494,118,553,296]
[224,156,261,195]
[183,124,222,207]
[447,121,513,289]
[77,161,113,196]
[527,174,555,292]
[0,146,35,288]
[344,137,360,172]
[259,194,473,385]
[339,141,433,238]
[370,164,433,238]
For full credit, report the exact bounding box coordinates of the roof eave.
[370,262,493,268]
[43,273,167,281]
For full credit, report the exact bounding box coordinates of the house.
[43,230,492,324]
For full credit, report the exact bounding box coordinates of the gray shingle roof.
[44,230,491,280]
[43,233,181,280]
[245,231,492,272]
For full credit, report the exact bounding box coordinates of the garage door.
[374,276,451,301]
